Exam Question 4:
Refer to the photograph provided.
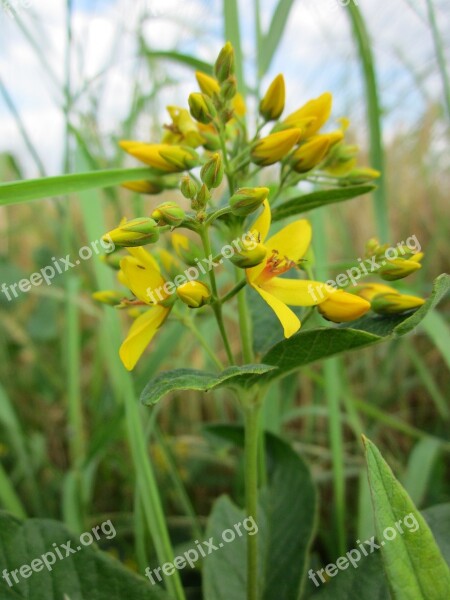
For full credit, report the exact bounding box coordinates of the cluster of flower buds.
[351,282,425,316]
[365,238,424,281]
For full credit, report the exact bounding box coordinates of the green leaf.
[259,0,296,76]
[140,46,213,74]
[0,511,171,599]
[255,274,450,382]
[271,185,376,221]
[223,0,245,93]
[0,168,176,206]
[140,365,276,406]
[363,436,450,599]
[310,504,450,599]
[203,428,317,600]
[402,438,442,507]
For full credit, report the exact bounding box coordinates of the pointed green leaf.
[363,436,450,599]
[259,0,296,76]
[0,512,171,599]
[0,168,177,206]
[140,47,213,74]
[140,365,276,406]
[271,185,376,221]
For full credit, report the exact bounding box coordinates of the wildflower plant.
[89,43,450,599]
[0,38,449,600]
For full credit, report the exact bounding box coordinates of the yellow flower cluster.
[94,42,425,370]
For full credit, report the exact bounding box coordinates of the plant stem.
[199,225,235,365]
[244,398,261,600]
[177,312,225,370]
[220,278,247,304]
[235,268,254,364]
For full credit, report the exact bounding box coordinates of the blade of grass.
[346,1,389,242]
[0,462,27,519]
[406,345,449,420]
[258,0,296,77]
[425,0,450,120]
[0,167,177,206]
[421,311,450,372]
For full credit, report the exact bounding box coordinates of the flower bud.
[172,232,204,266]
[259,74,285,121]
[100,253,123,270]
[343,168,381,185]
[180,175,198,199]
[214,41,235,83]
[176,281,211,308]
[251,129,302,166]
[290,136,331,173]
[159,145,199,171]
[121,180,163,195]
[196,71,220,97]
[318,290,371,323]
[229,187,269,216]
[371,292,425,315]
[188,92,217,124]
[378,257,422,281]
[352,282,398,302]
[220,75,237,102]
[200,153,224,189]
[92,290,124,306]
[151,202,185,227]
[103,218,160,247]
[230,238,267,268]
[282,92,332,136]
[193,183,211,210]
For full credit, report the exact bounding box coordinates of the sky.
[0,0,449,176]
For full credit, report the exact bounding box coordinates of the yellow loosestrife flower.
[246,201,331,337]
[161,106,204,148]
[118,248,172,371]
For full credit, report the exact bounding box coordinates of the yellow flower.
[290,136,332,173]
[118,248,172,370]
[246,201,331,337]
[104,217,160,247]
[161,106,204,148]
[282,92,332,137]
[259,74,285,121]
[251,128,302,166]
[318,289,371,323]
[119,141,198,172]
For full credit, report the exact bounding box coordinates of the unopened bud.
[230,238,267,268]
[344,168,381,185]
[379,257,422,281]
[220,75,237,102]
[188,93,217,124]
[290,136,331,173]
[251,129,301,166]
[259,74,285,121]
[180,176,198,199]
[229,187,269,216]
[151,202,185,227]
[121,180,163,195]
[195,71,220,98]
[371,292,425,315]
[214,41,235,83]
[92,290,124,306]
[318,290,371,323]
[200,153,224,189]
[103,218,160,247]
[193,183,211,210]
[176,281,211,308]
[159,145,199,171]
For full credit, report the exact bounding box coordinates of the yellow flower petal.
[119,305,169,370]
[253,284,300,338]
[261,277,331,306]
[251,199,271,242]
[120,257,166,304]
[127,247,160,272]
[265,219,312,263]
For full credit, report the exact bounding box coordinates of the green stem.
[243,398,261,600]
[235,268,254,363]
[220,278,247,304]
[177,312,225,370]
[199,226,235,365]
[426,0,450,121]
